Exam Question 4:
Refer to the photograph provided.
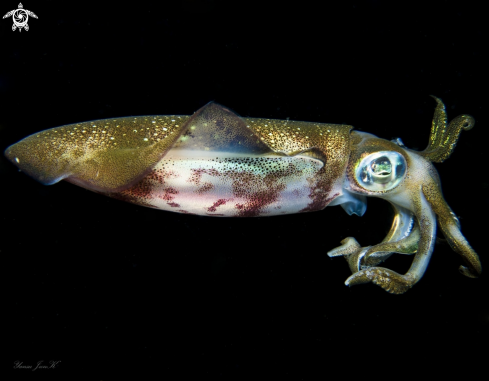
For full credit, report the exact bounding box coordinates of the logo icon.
[3,3,37,32]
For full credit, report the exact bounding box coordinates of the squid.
[4,97,481,293]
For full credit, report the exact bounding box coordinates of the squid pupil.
[371,157,392,177]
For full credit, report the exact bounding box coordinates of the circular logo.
[12,9,28,28]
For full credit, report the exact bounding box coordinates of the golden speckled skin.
[4,103,351,199]
[4,115,189,191]
[421,96,475,163]
[4,99,481,294]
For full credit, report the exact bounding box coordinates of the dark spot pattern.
[207,199,228,213]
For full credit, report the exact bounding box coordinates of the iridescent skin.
[4,97,481,293]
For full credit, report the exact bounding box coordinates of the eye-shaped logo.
[3,3,38,32]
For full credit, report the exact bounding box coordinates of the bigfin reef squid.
[4,97,481,294]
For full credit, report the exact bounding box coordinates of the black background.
[1,0,487,378]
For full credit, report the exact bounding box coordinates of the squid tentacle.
[362,223,420,267]
[362,203,419,267]
[327,237,368,275]
[327,237,361,258]
[420,96,475,163]
[422,184,482,278]
[327,203,419,275]
[345,190,436,294]
[346,247,370,275]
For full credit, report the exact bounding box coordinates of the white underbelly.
[130,150,324,217]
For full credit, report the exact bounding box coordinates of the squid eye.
[355,151,406,192]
